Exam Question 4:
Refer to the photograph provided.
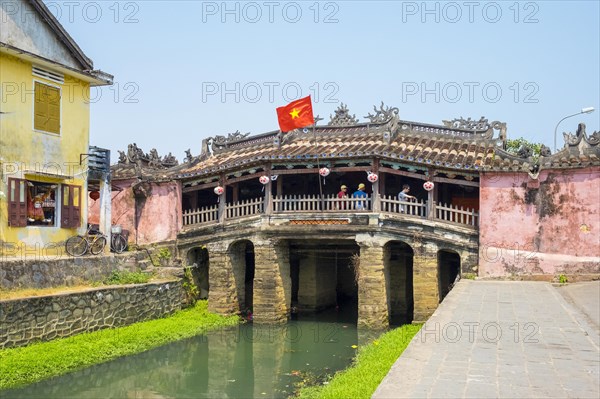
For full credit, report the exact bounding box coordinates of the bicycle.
[110,225,127,254]
[65,224,107,256]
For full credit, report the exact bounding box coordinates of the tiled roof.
[176,117,504,179]
[112,107,599,182]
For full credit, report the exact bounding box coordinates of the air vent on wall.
[32,66,64,84]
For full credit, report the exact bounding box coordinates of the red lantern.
[319,167,330,177]
[259,175,270,185]
[367,172,378,183]
[423,181,434,191]
[89,190,100,201]
[213,186,224,195]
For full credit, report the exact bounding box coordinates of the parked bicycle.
[65,224,107,256]
[110,225,127,254]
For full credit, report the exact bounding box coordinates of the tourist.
[352,183,368,210]
[337,184,348,209]
[398,184,416,213]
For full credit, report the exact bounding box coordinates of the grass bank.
[297,323,422,399]
[0,300,239,390]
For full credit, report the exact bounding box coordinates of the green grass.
[0,301,239,390]
[102,270,151,285]
[297,323,422,399]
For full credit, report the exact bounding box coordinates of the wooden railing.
[272,195,372,212]
[182,204,219,226]
[225,197,264,219]
[183,195,479,229]
[380,195,427,217]
[435,202,478,227]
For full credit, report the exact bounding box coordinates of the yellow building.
[0,0,113,258]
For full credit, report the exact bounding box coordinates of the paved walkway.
[373,281,600,398]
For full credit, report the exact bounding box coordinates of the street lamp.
[554,107,595,153]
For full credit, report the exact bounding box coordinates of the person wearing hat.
[352,183,368,210]
[337,184,349,210]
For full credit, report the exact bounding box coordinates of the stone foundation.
[0,252,144,290]
[0,281,184,349]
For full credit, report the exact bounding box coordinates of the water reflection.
[4,308,372,399]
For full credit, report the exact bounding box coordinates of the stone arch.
[437,248,461,302]
[228,239,256,314]
[384,240,415,325]
[187,246,209,299]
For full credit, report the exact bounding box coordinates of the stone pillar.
[252,239,291,324]
[356,234,389,329]
[412,242,439,323]
[461,249,479,275]
[298,253,337,311]
[205,242,239,316]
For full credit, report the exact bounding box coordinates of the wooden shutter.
[34,82,60,134]
[8,178,27,227]
[61,184,81,228]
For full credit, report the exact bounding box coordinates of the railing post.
[427,184,435,219]
[372,158,380,212]
[428,200,436,220]
[265,165,272,215]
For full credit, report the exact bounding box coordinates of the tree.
[505,137,543,159]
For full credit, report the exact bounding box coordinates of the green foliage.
[182,267,200,304]
[505,137,543,160]
[462,273,477,280]
[103,270,151,285]
[151,247,172,267]
[297,323,422,399]
[157,248,171,260]
[558,274,568,284]
[0,301,240,389]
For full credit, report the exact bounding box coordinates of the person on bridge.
[398,184,416,213]
[352,183,368,210]
[337,185,348,209]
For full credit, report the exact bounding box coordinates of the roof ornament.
[213,130,251,145]
[364,102,399,123]
[184,149,193,163]
[328,103,359,126]
[442,117,490,131]
[563,123,586,146]
[539,145,552,157]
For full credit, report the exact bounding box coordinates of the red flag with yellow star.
[276,95,314,132]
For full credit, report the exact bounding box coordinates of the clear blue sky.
[49,0,599,162]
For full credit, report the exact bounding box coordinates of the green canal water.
[4,307,383,399]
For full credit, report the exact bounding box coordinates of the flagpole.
[312,124,324,212]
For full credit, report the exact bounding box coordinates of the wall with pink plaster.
[479,167,600,277]
[88,179,182,245]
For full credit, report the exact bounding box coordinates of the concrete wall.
[89,179,182,245]
[0,281,184,348]
[0,51,90,253]
[480,167,600,278]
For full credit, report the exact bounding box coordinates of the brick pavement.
[372,281,600,398]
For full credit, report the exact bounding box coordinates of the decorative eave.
[539,123,600,170]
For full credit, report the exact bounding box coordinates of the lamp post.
[554,107,595,153]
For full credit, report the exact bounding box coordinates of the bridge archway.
[384,240,414,325]
[229,240,255,313]
[289,240,359,322]
[187,246,210,299]
[438,249,461,302]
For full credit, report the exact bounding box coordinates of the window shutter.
[34,82,60,134]
[8,178,27,227]
[71,185,81,228]
[61,185,82,228]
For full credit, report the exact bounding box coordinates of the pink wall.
[479,167,600,277]
[88,179,182,245]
